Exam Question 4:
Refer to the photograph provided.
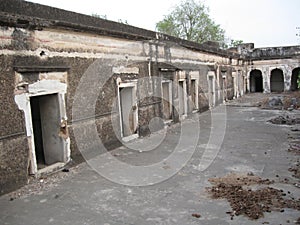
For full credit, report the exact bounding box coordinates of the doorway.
[30,94,65,169]
[178,80,187,118]
[190,72,199,111]
[161,81,173,121]
[208,75,215,108]
[291,67,300,91]
[191,79,196,110]
[270,69,284,92]
[250,70,263,92]
[118,83,138,141]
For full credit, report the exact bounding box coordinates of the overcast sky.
[27,0,300,48]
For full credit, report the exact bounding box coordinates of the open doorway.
[178,80,187,118]
[161,80,173,121]
[190,79,198,111]
[270,69,284,92]
[118,82,138,141]
[30,94,65,169]
[207,73,215,108]
[291,67,300,91]
[250,70,263,92]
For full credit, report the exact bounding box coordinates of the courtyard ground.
[0,93,299,225]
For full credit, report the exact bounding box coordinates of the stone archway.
[291,67,300,91]
[270,69,284,92]
[250,69,263,92]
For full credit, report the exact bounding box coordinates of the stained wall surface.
[0,0,299,194]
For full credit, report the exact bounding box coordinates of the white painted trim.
[14,78,70,175]
[161,79,173,121]
[117,80,139,141]
[178,78,188,120]
[207,71,216,109]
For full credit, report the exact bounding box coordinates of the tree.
[156,0,225,44]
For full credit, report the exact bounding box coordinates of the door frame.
[178,78,188,120]
[117,80,139,142]
[15,79,70,176]
[190,71,199,112]
[161,79,173,122]
[207,71,216,109]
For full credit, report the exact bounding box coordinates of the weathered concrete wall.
[0,0,243,195]
[0,136,29,195]
[0,55,29,194]
[234,44,300,93]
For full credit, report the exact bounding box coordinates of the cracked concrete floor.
[0,97,299,225]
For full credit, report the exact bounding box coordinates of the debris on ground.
[260,92,300,110]
[191,213,201,218]
[288,141,300,155]
[208,173,274,186]
[206,173,300,220]
[6,164,82,200]
[289,164,300,179]
[268,114,300,125]
[267,96,283,108]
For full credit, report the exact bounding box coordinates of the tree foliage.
[156,0,225,44]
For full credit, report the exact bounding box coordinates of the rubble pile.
[207,173,300,220]
[260,92,300,110]
[268,115,300,125]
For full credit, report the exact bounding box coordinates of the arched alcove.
[291,67,300,91]
[270,69,284,92]
[249,70,263,92]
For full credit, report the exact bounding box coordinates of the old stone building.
[230,43,300,93]
[0,0,299,194]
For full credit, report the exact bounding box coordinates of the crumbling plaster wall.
[0,23,238,194]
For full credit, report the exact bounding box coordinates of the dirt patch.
[207,173,300,220]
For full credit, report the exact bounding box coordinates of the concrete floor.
[0,95,299,225]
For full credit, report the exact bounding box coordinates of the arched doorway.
[249,69,263,92]
[291,67,300,91]
[270,69,284,92]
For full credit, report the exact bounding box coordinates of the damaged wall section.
[0,0,252,195]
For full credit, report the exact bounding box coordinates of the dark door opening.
[191,80,196,110]
[30,96,45,168]
[250,70,263,92]
[291,68,300,91]
[178,81,185,116]
[162,82,172,120]
[270,69,284,92]
[30,94,64,169]
[208,76,214,107]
